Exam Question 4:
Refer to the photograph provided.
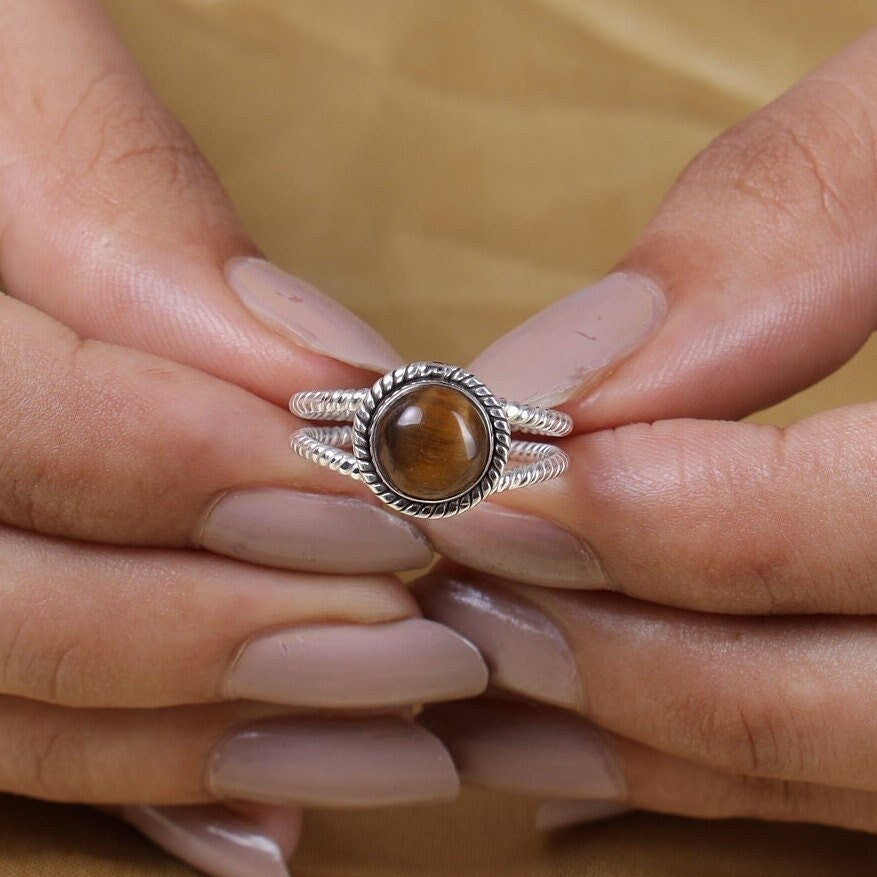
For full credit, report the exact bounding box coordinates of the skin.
[422,26,877,832]
[4,0,877,868]
[0,0,440,871]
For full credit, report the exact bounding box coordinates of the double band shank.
[291,389,572,437]
[291,426,567,496]
[289,363,569,518]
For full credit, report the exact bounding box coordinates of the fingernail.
[197,487,432,573]
[471,272,665,407]
[414,569,582,710]
[226,257,401,373]
[535,799,630,830]
[420,699,625,800]
[115,804,298,877]
[208,716,459,807]
[425,502,607,589]
[226,619,488,708]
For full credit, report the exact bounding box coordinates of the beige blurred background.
[2,0,876,874]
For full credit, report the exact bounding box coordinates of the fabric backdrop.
[2,0,876,873]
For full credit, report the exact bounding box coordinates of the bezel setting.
[352,361,511,518]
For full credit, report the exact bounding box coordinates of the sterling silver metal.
[290,362,571,518]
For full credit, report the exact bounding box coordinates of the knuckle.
[715,539,796,613]
[701,425,801,612]
[735,123,846,227]
[93,109,210,198]
[729,699,789,775]
[4,455,81,536]
[0,335,117,535]
[0,612,90,705]
[50,67,215,204]
[43,639,87,705]
[0,325,210,540]
[0,612,31,694]
[21,719,85,801]
[0,346,91,534]
[681,687,810,778]
[735,773,814,821]
[685,79,876,235]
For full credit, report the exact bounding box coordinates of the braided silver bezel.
[351,362,510,518]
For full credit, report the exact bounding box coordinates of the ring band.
[290,361,571,518]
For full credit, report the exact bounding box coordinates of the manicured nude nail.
[535,799,630,830]
[198,488,432,573]
[226,619,488,708]
[471,272,665,407]
[115,804,298,877]
[226,257,401,373]
[415,569,582,710]
[208,716,459,807]
[420,699,625,800]
[426,502,607,589]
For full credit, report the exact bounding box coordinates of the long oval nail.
[208,716,459,807]
[414,568,582,710]
[470,272,665,408]
[226,257,401,373]
[420,699,625,801]
[535,799,631,830]
[225,619,488,708]
[197,488,432,573]
[114,804,299,877]
[426,501,607,589]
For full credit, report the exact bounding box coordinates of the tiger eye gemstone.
[373,384,491,501]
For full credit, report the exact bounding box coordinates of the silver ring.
[289,361,571,518]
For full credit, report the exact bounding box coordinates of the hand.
[0,1,487,874]
[417,28,877,833]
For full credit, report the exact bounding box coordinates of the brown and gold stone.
[372,383,492,501]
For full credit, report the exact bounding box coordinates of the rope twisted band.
[290,362,570,518]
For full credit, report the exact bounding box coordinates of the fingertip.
[113,803,298,877]
[414,566,584,712]
[469,272,666,410]
[423,499,608,589]
[226,802,302,859]
[225,256,403,375]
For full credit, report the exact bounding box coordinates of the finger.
[423,698,877,835]
[112,803,301,877]
[0,525,486,708]
[0,0,399,404]
[417,567,877,791]
[0,294,430,573]
[469,29,877,426]
[428,403,877,611]
[0,697,459,807]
